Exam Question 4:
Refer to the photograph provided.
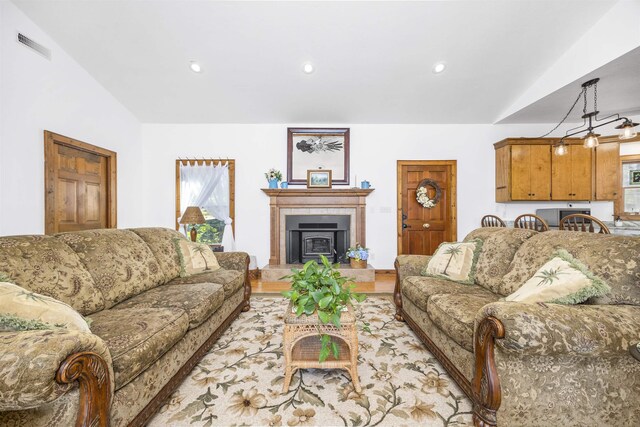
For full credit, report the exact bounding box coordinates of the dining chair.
[481,215,506,228]
[560,214,610,234]
[514,214,549,232]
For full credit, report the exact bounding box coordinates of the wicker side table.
[282,303,361,393]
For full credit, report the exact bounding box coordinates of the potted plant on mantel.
[265,168,282,189]
[346,244,369,269]
[281,255,368,362]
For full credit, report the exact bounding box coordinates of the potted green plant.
[346,244,369,269]
[281,254,367,362]
[265,168,283,189]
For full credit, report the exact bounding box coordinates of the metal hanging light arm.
[563,117,626,139]
[564,116,588,136]
[563,116,629,139]
[541,77,637,141]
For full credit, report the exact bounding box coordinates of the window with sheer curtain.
[175,159,235,249]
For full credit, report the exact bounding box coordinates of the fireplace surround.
[261,188,374,265]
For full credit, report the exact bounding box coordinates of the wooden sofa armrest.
[56,352,112,427]
[472,317,505,427]
[0,330,113,427]
[471,303,640,427]
[393,255,431,321]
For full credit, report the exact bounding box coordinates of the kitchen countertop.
[607,221,640,231]
[503,220,640,235]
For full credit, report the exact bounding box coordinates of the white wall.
[142,123,563,269]
[498,0,640,121]
[0,2,5,233]
[0,1,143,235]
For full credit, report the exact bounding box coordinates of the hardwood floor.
[251,272,395,294]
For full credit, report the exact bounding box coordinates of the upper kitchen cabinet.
[594,142,620,200]
[495,139,551,202]
[551,144,592,201]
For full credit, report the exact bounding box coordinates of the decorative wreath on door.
[416,179,442,208]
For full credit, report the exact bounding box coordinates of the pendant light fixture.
[553,141,568,156]
[583,131,600,148]
[617,119,639,139]
[542,78,638,155]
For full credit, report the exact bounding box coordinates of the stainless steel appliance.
[535,208,591,227]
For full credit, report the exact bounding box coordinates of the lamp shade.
[554,142,568,156]
[616,120,639,140]
[583,132,599,148]
[179,206,206,225]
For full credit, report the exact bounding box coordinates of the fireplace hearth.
[286,215,350,264]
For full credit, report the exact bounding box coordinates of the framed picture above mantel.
[306,169,332,188]
[287,128,350,185]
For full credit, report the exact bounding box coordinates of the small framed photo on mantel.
[287,128,350,185]
[307,169,332,188]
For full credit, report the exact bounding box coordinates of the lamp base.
[190,227,197,242]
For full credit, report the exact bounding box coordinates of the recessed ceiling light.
[189,61,202,73]
[433,62,446,74]
[302,62,314,74]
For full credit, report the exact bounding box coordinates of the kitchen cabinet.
[594,142,620,200]
[551,144,592,200]
[495,141,551,202]
[512,145,551,200]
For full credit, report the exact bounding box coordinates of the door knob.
[423,223,430,229]
[402,223,408,229]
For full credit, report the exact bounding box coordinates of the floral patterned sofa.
[394,227,640,426]
[0,227,251,426]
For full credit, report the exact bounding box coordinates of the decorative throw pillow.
[0,281,91,332]
[421,239,483,284]
[174,238,221,277]
[505,250,610,304]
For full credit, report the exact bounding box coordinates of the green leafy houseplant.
[281,254,368,362]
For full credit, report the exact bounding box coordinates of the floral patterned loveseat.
[394,227,640,426]
[0,227,251,426]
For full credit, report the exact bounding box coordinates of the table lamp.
[179,206,206,242]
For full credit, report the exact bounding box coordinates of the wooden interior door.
[45,131,117,234]
[397,161,457,256]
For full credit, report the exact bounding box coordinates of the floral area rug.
[149,297,473,427]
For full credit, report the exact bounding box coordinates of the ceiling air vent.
[16,32,51,60]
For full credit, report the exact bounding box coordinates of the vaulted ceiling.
[498,46,640,123]
[13,0,638,124]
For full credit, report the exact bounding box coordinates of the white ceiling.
[499,46,640,123]
[12,0,621,124]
